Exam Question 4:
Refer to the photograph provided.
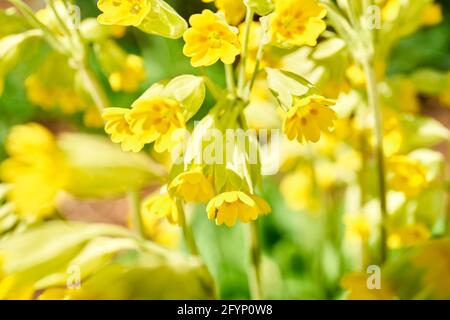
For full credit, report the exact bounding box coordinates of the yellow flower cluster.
[387,156,428,197]
[97,0,152,26]
[103,96,185,153]
[108,54,146,93]
[0,123,68,220]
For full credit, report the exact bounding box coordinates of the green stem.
[248,221,263,300]
[128,190,145,239]
[79,58,110,111]
[362,60,388,264]
[238,8,254,92]
[224,63,237,98]
[176,199,200,256]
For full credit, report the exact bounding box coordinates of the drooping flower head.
[97,0,152,26]
[169,169,215,203]
[206,191,271,227]
[108,54,146,93]
[202,0,246,26]
[270,0,327,48]
[142,194,179,225]
[103,107,144,152]
[183,9,241,67]
[126,96,185,153]
[283,94,337,143]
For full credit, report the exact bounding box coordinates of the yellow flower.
[142,194,179,225]
[380,0,401,22]
[270,0,326,48]
[127,96,185,153]
[140,209,180,248]
[421,3,442,27]
[387,156,428,197]
[183,9,241,67]
[344,214,371,243]
[341,272,396,300]
[0,124,68,220]
[345,64,366,88]
[202,0,246,26]
[103,108,145,152]
[97,0,152,26]
[206,191,271,227]
[280,170,317,213]
[0,275,34,300]
[108,54,146,92]
[169,169,215,203]
[282,95,337,143]
[388,224,431,249]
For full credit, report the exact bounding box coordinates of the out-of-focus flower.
[387,155,428,197]
[282,95,337,143]
[97,0,152,26]
[142,194,179,225]
[126,96,185,153]
[108,54,146,93]
[341,272,396,300]
[139,209,180,248]
[280,169,317,213]
[103,108,144,153]
[344,214,371,243]
[0,124,68,220]
[183,9,241,67]
[388,224,431,249]
[0,275,34,300]
[421,3,443,27]
[270,0,326,48]
[202,0,246,26]
[380,0,401,22]
[169,169,215,203]
[206,191,270,227]
[346,64,366,88]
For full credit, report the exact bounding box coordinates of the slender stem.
[128,190,146,239]
[224,63,237,97]
[176,199,200,256]
[238,8,254,92]
[247,40,265,100]
[362,60,388,264]
[248,221,263,300]
[79,58,110,111]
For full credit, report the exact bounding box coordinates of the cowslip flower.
[421,3,442,27]
[387,156,427,197]
[138,208,180,248]
[183,9,241,67]
[126,96,185,153]
[282,95,337,143]
[388,224,431,249]
[0,124,68,219]
[97,0,152,26]
[169,169,215,203]
[202,0,246,26]
[206,191,271,227]
[102,108,145,152]
[142,194,179,225]
[108,54,146,93]
[270,0,327,48]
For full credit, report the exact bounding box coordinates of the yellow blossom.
[169,169,215,203]
[206,191,271,227]
[341,272,396,300]
[280,170,317,213]
[103,108,145,152]
[344,214,371,243]
[388,224,431,249]
[270,0,327,48]
[282,95,337,143]
[387,156,428,197]
[202,0,246,26]
[0,275,34,300]
[97,0,152,26]
[183,9,241,67]
[108,54,146,92]
[421,3,443,27]
[127,96,185,153]
[380,0,401,22]
[345,64,366,88]
[0,123,68,220]
[139,209,180,248]
[142,194,179,225]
